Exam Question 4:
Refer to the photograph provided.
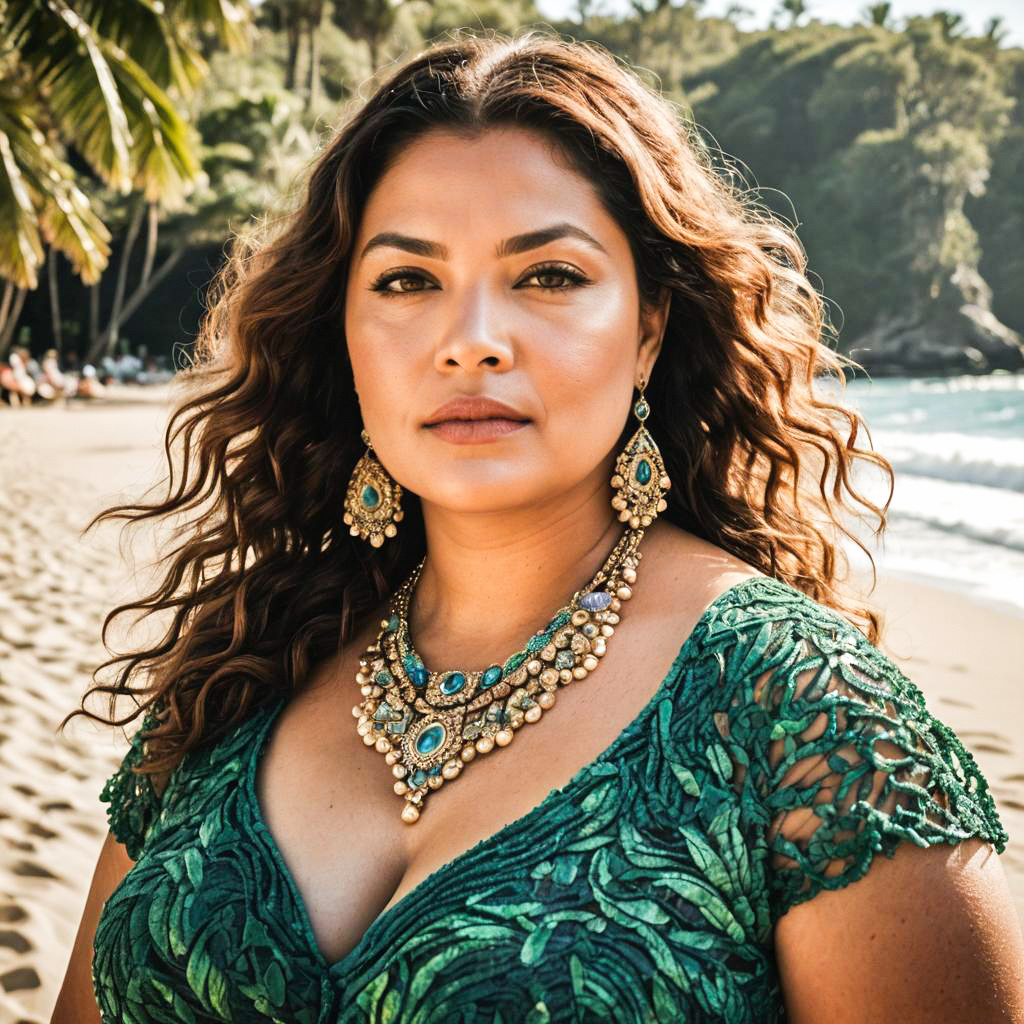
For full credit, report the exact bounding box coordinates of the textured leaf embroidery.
[91,577,1008,1024]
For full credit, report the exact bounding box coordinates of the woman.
[54,29,1021,1024]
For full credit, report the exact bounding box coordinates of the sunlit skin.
[344,125,673,666]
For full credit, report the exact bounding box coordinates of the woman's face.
[344,125,668,517]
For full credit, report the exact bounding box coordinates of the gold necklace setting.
[352,526,645,823]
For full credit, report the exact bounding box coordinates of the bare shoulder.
[640,520,768,608]
[775,837,1024,1023]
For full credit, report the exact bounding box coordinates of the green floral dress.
[92,575,1008,1023]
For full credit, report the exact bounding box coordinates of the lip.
[423,395,531,426]
[426,418,529,444]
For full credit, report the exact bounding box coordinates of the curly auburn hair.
[60,27,894,786]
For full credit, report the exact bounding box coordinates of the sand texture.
[0,393,1021,1022]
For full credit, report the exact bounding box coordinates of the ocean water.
[823,372,1024,614]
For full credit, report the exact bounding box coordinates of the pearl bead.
[475,736,494,753]
[623,567,637,584]
[428,775,443,790]
[657,499,667,512]
[370,534,384,548]
[401,804,420,823]
[601,624,615,637]
[385,751,399,765]
[640,515,652,527]
[525,705,543,723]
[572,666,588,680]
[357,715,369,728]
[611,474,624,488]
[659,475,671,488]
[541,644,556,661]
[356,721,371,736]
[606,612,620,624]
[442,761,461,779]
[540,668,560,689]
[362,733,376,746]
[360,684,372,697]
[611,496,627,511]
[526,659,542,676]
[616,586,632,601]
[592,638,607,657]
[559,669,573,683]
[571,610,590,626]
[384,523,397,538]
[356,672,370,685]
[394,780,408,795]
[351,705,363,718]
[610,598,621,611]
[495,729,514,747]
[392,764,407,778]
[375,737,391,754]
[538,691,556,710]
[582,655,599,671]
[629,515,640,528]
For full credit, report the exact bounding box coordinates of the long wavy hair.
[60,28,894,786]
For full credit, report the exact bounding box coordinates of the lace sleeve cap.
[743,602,1009,922]
[98,704,166,861]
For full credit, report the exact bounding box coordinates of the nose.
[432,284,514,375]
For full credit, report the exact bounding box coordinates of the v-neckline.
[244,573,773,978]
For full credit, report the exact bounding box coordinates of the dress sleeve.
[98,702,167,861]
[741,600,1009,924]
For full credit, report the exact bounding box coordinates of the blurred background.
[0,1,1022,1020]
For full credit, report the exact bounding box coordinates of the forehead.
[356,126,618,246]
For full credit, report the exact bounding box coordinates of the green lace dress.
[91,575,1008,1024]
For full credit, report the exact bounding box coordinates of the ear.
[636,286,671,385]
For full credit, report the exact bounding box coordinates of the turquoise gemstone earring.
[344,429,404,547]
[610,377,671,528]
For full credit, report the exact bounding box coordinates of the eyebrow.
[358,222,608,262]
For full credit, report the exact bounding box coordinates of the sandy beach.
[1,393,1022,1023]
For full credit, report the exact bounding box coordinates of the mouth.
[423,416,531,444]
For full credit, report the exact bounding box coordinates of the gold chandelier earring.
[344,429,404,548]
[610,376,671,528]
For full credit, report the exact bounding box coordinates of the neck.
[407,471,628,669]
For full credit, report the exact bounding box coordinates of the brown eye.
[520,263,590,290]
[369,271,433,296]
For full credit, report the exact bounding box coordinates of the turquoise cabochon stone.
[635,458,651,485]
[415,722,446,755]
[440,672,466,695]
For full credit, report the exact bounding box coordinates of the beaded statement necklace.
[352,526,645,823]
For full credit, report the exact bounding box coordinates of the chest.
[252,603,715,968]
[94,703,779,1024]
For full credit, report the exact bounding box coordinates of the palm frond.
[0,92,111,286]
[0,123,43,289]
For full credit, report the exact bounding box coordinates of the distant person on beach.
[41,349,68,402]
[75,364,106,400]
[55,30,1024,1024]
[0,349,37,406]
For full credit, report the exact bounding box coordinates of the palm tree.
[777,0,807,28]
[984,16,1008,45]
[0,0,250,358]
[862,3,892,29]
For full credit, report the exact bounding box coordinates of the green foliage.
[686,14,1023,349]
[7,0,1023,370]
[0,0,246,289]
